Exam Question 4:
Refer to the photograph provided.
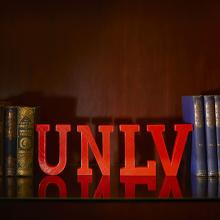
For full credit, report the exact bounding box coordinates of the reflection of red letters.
[78,175,110,198]
[36,124,71,175]
[159,177,182,198]
[120,176,156,198]
[120,125,156,176]
[147,124,192,176]
[77,175,92,198]
[94,176,110,198]
[77,125,114,176]
[39,176,67,198]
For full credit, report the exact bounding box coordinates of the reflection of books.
[6,177,16,197]
[208,177,218,198]
[218,178,220,198]
[0,105,4,176]
[191,175,219,198]
[16,177,33,198]
[191,175,207,198]
[0,177,3,197]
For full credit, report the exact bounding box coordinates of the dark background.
[1,0,220,219]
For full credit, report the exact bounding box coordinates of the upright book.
[182,96,207,176]
[214,95,220,176]
[204,95,218,177]
[16,106,37,176]
[4,106,17,176]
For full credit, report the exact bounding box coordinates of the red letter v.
[147,124,192,176]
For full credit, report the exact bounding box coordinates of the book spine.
[204,96,218,176]
[0,106,4,176]
[182,96,207,176]
[17,107,36,176]
[214,95,220,176]
[4,106,17,176]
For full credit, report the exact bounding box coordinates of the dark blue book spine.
[214,95,220,176]
[4,106,17,176]
[204,96,218,176]
[182,96,207,176]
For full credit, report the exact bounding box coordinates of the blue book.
[214,95,220,176]
[204,96,218,177]
[182,96,207,176]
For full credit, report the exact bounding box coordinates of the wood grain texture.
[1,0,220,121]
[0,1,220,218]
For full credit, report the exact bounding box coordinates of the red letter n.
[77,125,114,176]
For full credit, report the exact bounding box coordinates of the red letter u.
[36,124,71,175]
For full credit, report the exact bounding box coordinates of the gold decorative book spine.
[16,107,37,176]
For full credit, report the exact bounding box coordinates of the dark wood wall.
[1,1,220,220]
[1,0,220,122]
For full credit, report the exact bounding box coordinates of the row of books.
[0,104,38,176]
[182,95,220,177]
[192,176,220,198]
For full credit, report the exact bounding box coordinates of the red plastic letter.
[77,125,114,176]
[36,124,71,175]
[120,125,156,176]
[147,124,192,176]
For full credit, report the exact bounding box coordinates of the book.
[182,96,207,176]
[214,95,220,176]
[16,107,37,176]
[204,96,218,177]
[4,106,17,176]
[0,105,4,176]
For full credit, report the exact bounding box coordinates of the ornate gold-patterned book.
[16,107,37,176]
[4,106,17,176]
